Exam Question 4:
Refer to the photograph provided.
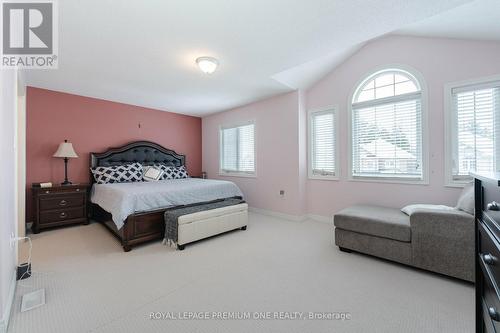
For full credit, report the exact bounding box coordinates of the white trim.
[14,70,21,261]
[306,214,333,224]
[218,120,256,177]
[348,176,428,185]
[307,105,340,181]
[352,68,422,103]
[444,74,500,187]
[248,208,332,224]
[451,79,500,94]
[218,171,256,178]
[352,91,421,109]
[0,271,17,333]
[347,64,429,185]
[308,175,339,181]
[219,119,255,130]
[248,207,306,222]
[17,85,26,239]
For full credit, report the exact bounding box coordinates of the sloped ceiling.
[397,0,500,41]
[24,0,473,116]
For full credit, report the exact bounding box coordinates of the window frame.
[444,75,500,187]
[218,120,256,178]
[308,106,340,181]
[347,65,429,185]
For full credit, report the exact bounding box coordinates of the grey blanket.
[164,198,245,243]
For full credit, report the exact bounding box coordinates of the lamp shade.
[53,140,78,158]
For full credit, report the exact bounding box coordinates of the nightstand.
[32,184,90,233]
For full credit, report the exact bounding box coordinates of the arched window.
[351,68,425,181]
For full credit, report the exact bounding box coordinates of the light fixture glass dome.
[196,56,219,74]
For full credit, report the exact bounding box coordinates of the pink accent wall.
[26,87,202,222]
[203,35,500,218]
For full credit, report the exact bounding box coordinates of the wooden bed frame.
[90,141,186,252]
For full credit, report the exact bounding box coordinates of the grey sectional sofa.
[334,205,475,281]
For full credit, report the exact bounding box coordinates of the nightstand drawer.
[39,194,85,211]
[38,187,85,195]
[39,207,85,224]
[32,184,90,233]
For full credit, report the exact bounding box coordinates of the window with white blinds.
[219,122,255,175]
[309,109,337,178]
[450,81,500,182]
[351,69,424,181]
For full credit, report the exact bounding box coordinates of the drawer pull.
[484,253,496,265]
[489,307,500,321]
[59,212,67,218]
[487,201,500,211]
[59,200,68,206]
[76,189,80,192]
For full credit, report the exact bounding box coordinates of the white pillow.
[143,166,164,182]
[456,182,474,215]
[401,204,455,216]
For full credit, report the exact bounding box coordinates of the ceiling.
[397,0,500,41]
[24,0,478,117]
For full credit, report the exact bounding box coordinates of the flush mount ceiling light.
[196,56,219,74]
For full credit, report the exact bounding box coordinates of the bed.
[89,141,243,251]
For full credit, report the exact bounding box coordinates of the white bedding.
[90,178,244,229]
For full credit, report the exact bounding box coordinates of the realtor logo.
[1,0,58,68]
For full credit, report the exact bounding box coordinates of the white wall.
[17,76,26,239]
[202,35,500,219]
[306,35,500,216]
[0,69,18,332]
[203,91,307,217]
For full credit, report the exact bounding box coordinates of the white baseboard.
[0,271,17,333]
[248,207,333,224]
[248,207,306,222]
[306,214,333,224]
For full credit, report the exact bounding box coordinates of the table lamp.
[53,140,78,185]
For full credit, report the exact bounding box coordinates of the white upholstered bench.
[165,202,248,250]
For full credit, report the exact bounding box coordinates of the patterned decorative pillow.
[143,166,164,182]
[153,164,177,180]
[91,162,143,184]
[153,164,189,180]
[174,165,189,179]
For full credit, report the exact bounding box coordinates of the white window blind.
[220,123,255,174]
[452,82,500,179]
[351,70,423,180]
[310,110,336,177]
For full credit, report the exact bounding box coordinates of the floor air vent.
[21,289,45,312]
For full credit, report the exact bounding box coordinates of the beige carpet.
[8,212,473,333]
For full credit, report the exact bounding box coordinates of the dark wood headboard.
[89,141,185,183]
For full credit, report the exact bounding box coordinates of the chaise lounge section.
[334,204,475,281]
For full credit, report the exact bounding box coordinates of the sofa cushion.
[401,204,455,216]
[456,182,474,215]
[334,205,411,242]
